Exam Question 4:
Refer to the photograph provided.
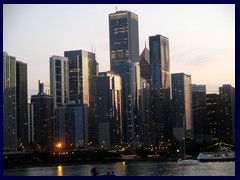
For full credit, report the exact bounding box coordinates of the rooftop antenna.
[116,6,117,12]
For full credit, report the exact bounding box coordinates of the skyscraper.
[191,84,207,143]
[31,86,54,150]
[149,34,170,90]
[109,10,139,67]
[16,61,28,150]
[3,52,17,151]
[219,84,235,143]
[64,50,98,146]
[149,34,172,145]
[171,73,193,140]
[109,10,141,144]
[97,71,122,148]
[49,55,69,110]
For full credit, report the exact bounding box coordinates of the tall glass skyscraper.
[3,52,17,151]
[109,11,141,144]
[49,55,69,110]
[64,50,98,146]
[149,34,172,145]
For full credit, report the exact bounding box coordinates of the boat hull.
[198,158,235,162]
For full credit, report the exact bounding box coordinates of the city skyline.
[3,4,235,98]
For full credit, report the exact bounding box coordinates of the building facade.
[219,84,235,143]
[191,84,207,143]
[16,61,28,150]
[97,71,122,148]
[31,92,54,150]
[171,73,193,140]
[55,102,88,149]
[139,46,150,84]
[3,52,17,151]
[149,34,172,145]
[49,55,69,110]
[64,50,98,146]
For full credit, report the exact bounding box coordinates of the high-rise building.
[191,84,207,143]
[97,71,122,148]
[149,34,172,145]
[49,55,69,110]
[38,80,50,95]
[64,50,98,146]
[55,102,88,149]
[219,84,235,143]
[139,78,151,146]
[109,11,141,144]
[109,10,139,66]
[171,73,193,140]
[206,94,222,142]
[139,46,150,84]
[16,61,28,150]
[149,35,170,90]
[3,52,17,151]
[31,86,54,150]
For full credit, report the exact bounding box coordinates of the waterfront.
[3,161,235,176]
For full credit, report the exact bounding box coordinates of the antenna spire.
[116,6,117,12]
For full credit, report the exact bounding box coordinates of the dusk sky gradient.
[3,4,235,101]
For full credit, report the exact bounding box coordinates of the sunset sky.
[3,4,235,100]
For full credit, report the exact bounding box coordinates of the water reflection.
[57,165,63,176]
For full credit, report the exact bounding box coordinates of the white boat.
[177,138,199,165]
[178,155,199,165]
[197,146,235,162]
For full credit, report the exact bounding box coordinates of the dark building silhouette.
[191,84,207,143]
[109,11,141,144]
[16,61,28,150]
[149,35,172,145]
[64,50,98,147]
[3,52,17,151]
[206,94,222,142]
[56,102,88,149]
[97,71,122,148]
[171,73,193,140]
[219,84,235,143]
[31,86,54,150]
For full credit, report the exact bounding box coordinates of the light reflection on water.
[3,161,235,176]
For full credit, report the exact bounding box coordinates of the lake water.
[3,161,235,176]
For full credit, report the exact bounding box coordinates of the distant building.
[3,52,17,151]
[97,71,122,148]
[55,102,88,149]
[31,85,54,150]
[139,46,150,84]
[38,80,50,95]
[64,50,98,146]
[16,61,28,150]
[49,55,69,110]
[149,34,172,145]
[191,84,207,143]
[171,73,193,140]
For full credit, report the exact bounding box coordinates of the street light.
[56,143,62,152]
